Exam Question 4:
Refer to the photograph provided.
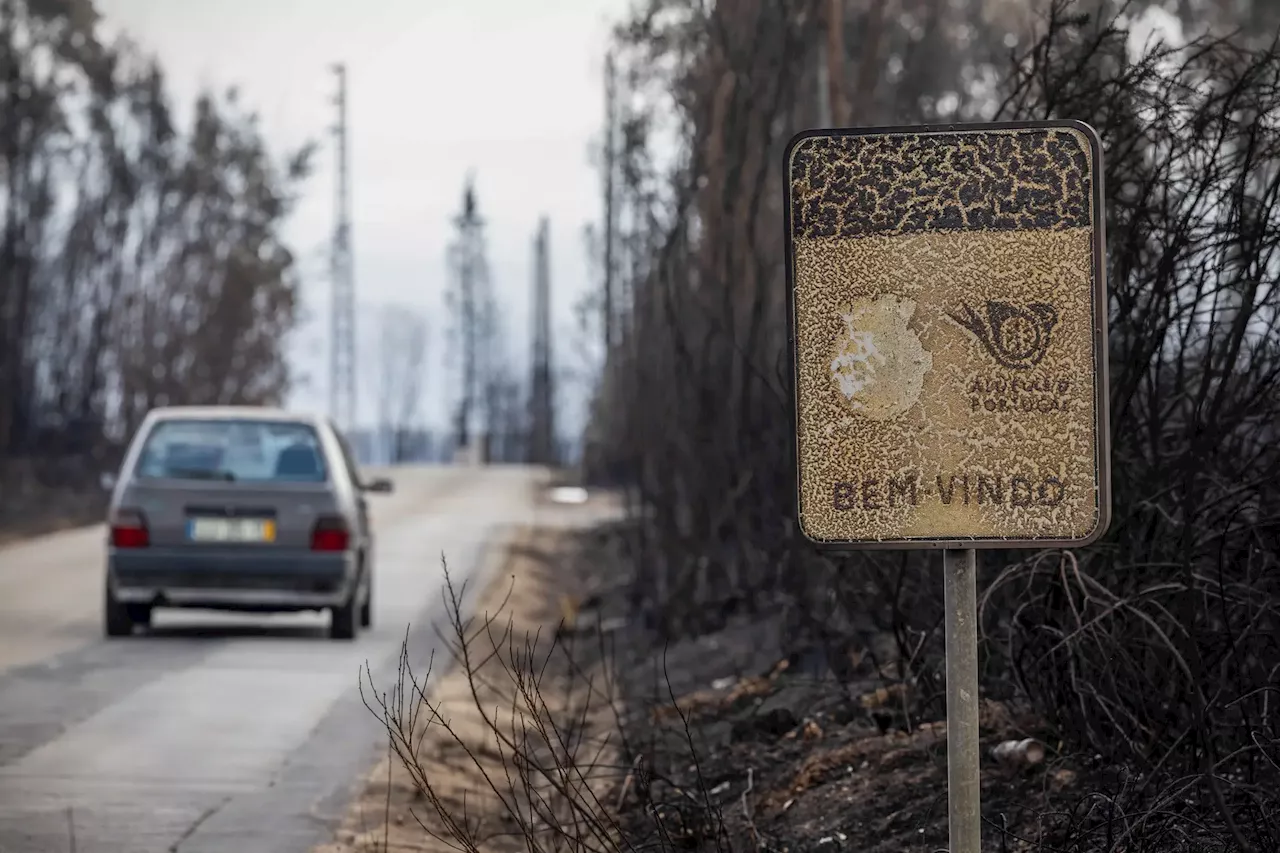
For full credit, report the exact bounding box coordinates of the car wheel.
[330,590,358,640]
[359,569,373,629]
[104,583,134,637]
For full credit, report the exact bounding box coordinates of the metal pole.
[602,51,617,354]
[330,63,355,432]
[826,0,847,127]
[943,548,982,853]
[815,37,831,127]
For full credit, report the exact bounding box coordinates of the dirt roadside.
[314,519,626,853]
[313,516,1088,853]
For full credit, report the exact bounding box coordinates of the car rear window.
[133,419,329,483]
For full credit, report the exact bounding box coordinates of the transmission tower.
[446,178,491,456]
[329,64,356,431]
[528,217,556,466]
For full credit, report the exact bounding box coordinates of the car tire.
[104,583,133,637]
[330,590,358,640]
[359,569,373,629]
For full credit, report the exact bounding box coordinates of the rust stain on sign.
[785,124,1109,548]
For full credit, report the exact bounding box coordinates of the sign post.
[943,547,980,851]
[784,122,1111,853]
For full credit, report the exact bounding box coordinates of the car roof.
[143,406,327,427]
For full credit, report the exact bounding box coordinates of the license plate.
[186,517,276,544]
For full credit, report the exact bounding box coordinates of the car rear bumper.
[108,547,357,609]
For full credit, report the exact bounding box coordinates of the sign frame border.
[783,120,1112,551]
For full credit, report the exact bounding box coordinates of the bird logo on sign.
[948,300,1058,369]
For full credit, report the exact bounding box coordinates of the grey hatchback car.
[102,406,393,640]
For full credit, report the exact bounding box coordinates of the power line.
[330,63,356,431]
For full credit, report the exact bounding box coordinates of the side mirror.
[363,477,394,495]
[99,471,117,492]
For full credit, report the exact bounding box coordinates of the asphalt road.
[0,465,608,853]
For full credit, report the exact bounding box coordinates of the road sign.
[785,121,1110,549]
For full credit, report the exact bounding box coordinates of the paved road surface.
[0,465,612,853]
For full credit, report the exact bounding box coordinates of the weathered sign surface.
[785,122,1110,548]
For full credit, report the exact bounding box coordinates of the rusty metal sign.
[785,121,1110,549]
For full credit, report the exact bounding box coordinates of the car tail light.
[310,516,351,552]
[110,509,150,548]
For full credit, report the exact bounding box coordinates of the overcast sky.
[87,0,1183,448]
[95,0,631,438]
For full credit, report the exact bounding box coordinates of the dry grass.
[315,525,625,853]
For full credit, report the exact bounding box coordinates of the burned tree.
[0,0,311,533]
[584,0,1280,847]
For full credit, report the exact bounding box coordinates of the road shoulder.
[313,521,621,853]
[313,515,1088,853]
